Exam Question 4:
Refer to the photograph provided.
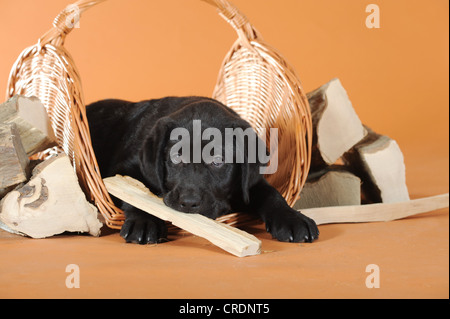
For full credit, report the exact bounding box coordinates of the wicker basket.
[6,0,312,230]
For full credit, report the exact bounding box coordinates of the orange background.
[0,0,448,152]
[0,0,448,299]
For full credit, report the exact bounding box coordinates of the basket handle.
[202,0,259,42]
[39,0,106,47]
[39,0,259,48]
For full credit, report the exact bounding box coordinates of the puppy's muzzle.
[164,188,204,214]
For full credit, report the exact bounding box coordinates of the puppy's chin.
[198,208,226,220]
[199,201,232,220]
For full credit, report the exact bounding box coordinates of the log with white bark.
[307,78,367,170]
[103,175,261,257]
[294,168,361,210]
[0,123,29,190]
[343,126,410,203]
[0,154,102,238]
[0,95,57,156]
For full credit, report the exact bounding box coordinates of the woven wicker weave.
[6,0,312,230]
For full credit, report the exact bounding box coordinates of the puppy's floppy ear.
[240,160,250,204]
[241,151,265,205]
[239,133,264,205]
[139,117,174,195]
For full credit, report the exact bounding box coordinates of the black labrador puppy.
[86,96,319,244]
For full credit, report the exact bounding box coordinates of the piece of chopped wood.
[294,167,361,210]
[301,193,449,225]
[0,95,57,156]
[103,175,261,257]
[0,154,102,238]
[307,78,367,170]
[0,123,29,190]
[343,126,410,203]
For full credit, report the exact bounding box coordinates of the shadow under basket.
[6,0,312,231]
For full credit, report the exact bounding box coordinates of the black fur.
[86,97,319,244]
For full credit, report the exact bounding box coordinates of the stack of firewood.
[0,95,102,238]
[294,78,410,210]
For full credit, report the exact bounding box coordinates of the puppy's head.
[139,99,263,219]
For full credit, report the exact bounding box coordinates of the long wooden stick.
[103,175,261,257]
[301,193,449,225]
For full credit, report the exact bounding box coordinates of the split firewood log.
[343,126,410,203]
[0,123,29,191]
[0,95,57,156]
[104,175,261,257]
[0,154,102,238]
[294,167,361,210]
[302,193,448,225]
[307,78,367,170]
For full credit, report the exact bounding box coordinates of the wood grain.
[103,175,261,257]
[301,193,449,225]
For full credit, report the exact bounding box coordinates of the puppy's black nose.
[179,194,201,213]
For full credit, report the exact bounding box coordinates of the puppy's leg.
[119,202,168,244]
[248,179,319,243]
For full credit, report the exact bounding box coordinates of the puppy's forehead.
[171,100,243,130]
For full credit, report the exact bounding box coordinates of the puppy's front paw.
[265,210,319,243]
[120,211,167,244]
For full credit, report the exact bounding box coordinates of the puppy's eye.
[170,152,183,164]
[211,155,224,167]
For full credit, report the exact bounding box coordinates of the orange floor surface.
[0,145,448,299]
